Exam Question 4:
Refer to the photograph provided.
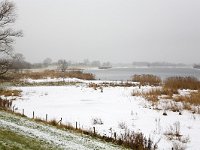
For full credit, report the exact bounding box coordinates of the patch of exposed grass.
[0,128,59,150]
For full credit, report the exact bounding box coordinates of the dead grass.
[133,88,177,103]
[8,70,95,81]
[132,74,161,86]
[133,76,200,112]
[164,76,200,90]
[0,98,12,109]
[31,116,153,150]
[174,90,200,105]
[0,89,21,97]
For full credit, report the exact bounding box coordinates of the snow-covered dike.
[12,84,200,150]
[0,111,123,150]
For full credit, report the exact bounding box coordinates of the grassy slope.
[0,110,124,150]
[0,128,58,150]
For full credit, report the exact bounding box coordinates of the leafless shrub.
[118,121,127,129]
[92,117,103,125]
[119,129,156,150]
[172,141,187,150]
[165,121,181,140]
[0,98,12,109]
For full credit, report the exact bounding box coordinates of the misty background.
[13,0,200,64]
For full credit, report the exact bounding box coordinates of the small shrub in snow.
[164,121,190,145]
[172,141,187,150]
[118,121,127,129]
[118,128,156,150]
[92,117,103,125]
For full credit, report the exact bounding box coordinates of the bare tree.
[10,53,26,72]
[57,59,68,72]
[0,0,23,75]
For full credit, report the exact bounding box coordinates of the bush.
[132,74,161,86]
[119,129,155,150]
[0,98,12,109]
[92,117,103,125]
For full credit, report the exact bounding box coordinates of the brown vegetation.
[174,90,200,105]
[132,74,161,86]
[164,76,200,90]
[0,70,95,83]
[15,70,95,80]
[133,76,200,112]
[0,89,21,97]
[133,88,177,103]
[0,98,12,109]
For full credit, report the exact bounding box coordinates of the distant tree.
[43,57,52,67]
[10,53,31,72]
[0,0,23,75]
[57,59,68,72]
[83,59,90,66]
[102,61,111,67]
[91,60,101,67]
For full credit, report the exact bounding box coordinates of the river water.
[83,67,200,81]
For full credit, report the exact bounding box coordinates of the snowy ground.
[10,78,200,150]
[0,111,123,150]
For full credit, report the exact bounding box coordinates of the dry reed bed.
[132,74,162,86]
[132,75,200,112]
[20,70,95,80]
[1,70,95,81]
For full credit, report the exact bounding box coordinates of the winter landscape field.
[1,0,200,149]
[4,77,198,150]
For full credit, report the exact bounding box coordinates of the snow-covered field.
[11,79,200,149]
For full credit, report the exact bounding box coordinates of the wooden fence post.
[60,118,62,125]
[76,122,78,129]
[33,111,34,119]
[114,132,117,140]
[93,127,95,134]
[46,114,48,122]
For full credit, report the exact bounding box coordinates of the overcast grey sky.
[13,0,200,64]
